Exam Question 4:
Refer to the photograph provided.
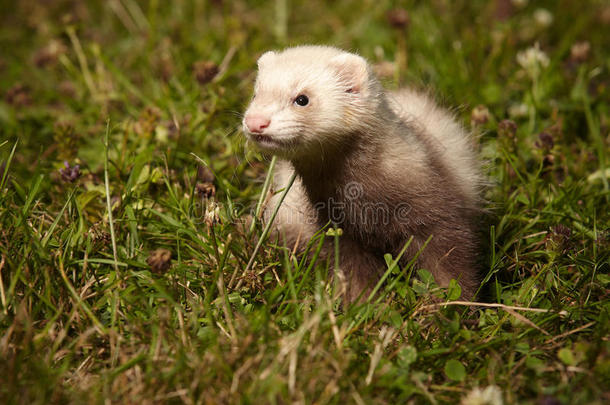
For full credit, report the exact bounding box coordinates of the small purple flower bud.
[59,161,81,182]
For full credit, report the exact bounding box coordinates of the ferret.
[242,45,484,302]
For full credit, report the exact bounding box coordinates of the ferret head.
[243,46,380,160]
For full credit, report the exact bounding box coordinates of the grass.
[0,0,609,403]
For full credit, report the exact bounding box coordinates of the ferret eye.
[294,95,309,106]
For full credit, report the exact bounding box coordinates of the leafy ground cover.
[0,0,609,403]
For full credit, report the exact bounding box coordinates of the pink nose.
[245,115,271,133]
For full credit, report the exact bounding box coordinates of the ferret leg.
[333,237,386,303]
[264,161,318,250]
[414,237,479,300]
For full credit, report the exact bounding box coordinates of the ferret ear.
[257,51,276,68]
[329,53,369,94]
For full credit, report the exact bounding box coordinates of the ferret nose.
[245,115,271,133]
